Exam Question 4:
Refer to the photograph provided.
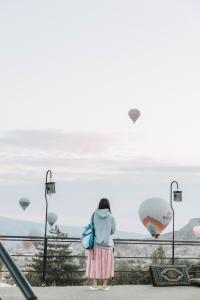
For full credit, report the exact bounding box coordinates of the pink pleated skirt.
[85,247,114,279]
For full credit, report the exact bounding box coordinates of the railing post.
[42,236,48,284]
[171,237,175,265]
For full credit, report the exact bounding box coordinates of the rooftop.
[0,285,199,300]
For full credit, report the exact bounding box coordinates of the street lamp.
[170,180,182,265]
[42,170,56,284]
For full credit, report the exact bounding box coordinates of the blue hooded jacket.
[90,208,116,249]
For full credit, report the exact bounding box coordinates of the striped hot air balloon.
[139,197,172,238]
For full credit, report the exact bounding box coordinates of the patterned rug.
[149,265,191,287]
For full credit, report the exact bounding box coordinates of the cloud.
[1,129,200,185]
[0,130,114,155]
[0,129,115,183]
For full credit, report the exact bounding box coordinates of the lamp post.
[170,180,182,265]
[42,170,56,284]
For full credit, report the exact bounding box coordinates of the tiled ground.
[0,285,199,300]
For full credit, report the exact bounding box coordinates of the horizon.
[0,210,199,237]
[1,214,199,237]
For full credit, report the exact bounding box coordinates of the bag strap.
[91,212,95,229]
[91,213,95,253]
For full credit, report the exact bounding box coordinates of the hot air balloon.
[29,228,41,247]
[19,198,30,211]
[128,108,140,123]
[47,212,58,227]
[193,226,200,239]
[139,197,172,238]
[22,240,32,250]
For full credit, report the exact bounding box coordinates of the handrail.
[0,242,37,300]
[1,235,200,244]
[1,235,200,285]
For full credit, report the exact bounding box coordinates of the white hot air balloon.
[19,198,30,211]
[193,226,200,239]
[22,240,32,250]
[139,197,172,238]
[29,228,42,247]
[128,108,140,123]
[47,212,58,227]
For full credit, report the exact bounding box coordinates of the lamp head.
[173,190,182,202]
[46,181,56,195]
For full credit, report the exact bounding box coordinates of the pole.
[170,180,179,265]
[42,170,52,284]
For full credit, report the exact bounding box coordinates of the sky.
[1,0,200,234]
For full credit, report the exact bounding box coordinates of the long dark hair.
[98,198,111,213]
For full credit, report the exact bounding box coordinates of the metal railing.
[1,235,200,285]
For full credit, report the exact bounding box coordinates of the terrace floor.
[0,285,199,300]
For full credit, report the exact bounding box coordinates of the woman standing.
[85,198,116,290]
